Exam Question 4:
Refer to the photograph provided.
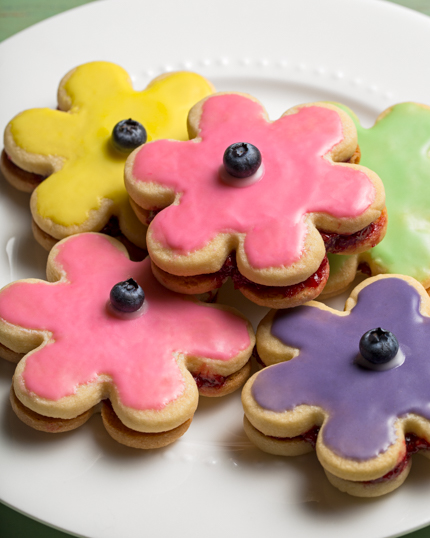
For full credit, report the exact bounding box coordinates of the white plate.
[1,1,430,537]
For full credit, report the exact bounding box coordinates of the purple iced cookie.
[242,274,430,497]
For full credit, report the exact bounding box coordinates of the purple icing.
[252,278,430,461]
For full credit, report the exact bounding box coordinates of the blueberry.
[112,119,147,153]
[223,143,262,178]
[110,278,145,313]
[359,328,399,365]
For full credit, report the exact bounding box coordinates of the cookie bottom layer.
[243,415,315,457]
[0,341,24,364]
[0,150,45,192]
[243,416,428,497]
[324,465,411,497]
[101,400,192,449]
[10,386,93,433]
[10,386,191,449]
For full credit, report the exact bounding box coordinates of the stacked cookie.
[125,93,386,308]
[2,60,430,497]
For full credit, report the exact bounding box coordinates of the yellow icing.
[9,62,214,228]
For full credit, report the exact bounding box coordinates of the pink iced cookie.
[0,233,254,449]
[125,93,386,308]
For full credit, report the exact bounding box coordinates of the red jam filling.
[320,210,387,254]
[406,432,430,454]
[357,261,372,276]
[364,434,430,485]
[364,457,409,485]
[210,253,329,298]
[192,372,226,390]
[267,426,320,446]
[253,347,265,368]
[232,256,328,297]
[144,208,162,226]
[300,426,320,448]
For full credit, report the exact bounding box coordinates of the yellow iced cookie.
[1,61,214,256]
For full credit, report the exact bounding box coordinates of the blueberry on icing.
[110,278,145,312]
[359,328,399,365]
[112,119,147,153]
[223,143,261,178]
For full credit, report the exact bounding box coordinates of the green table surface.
[1,1,430,537]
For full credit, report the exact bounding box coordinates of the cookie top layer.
[251,275,430,461]
[0,234,252,415]
[126,93,384,282]
[5,61,214,242]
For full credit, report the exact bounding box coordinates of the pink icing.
[133,95,375,269]
[0,234,251,410]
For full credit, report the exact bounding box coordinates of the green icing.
[333,102,430,284]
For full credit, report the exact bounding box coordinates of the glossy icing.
[252,277,430,460]
[132,94,376,269]
[9,62,213,231]
[0,234,251,410]
[337,103,430,283]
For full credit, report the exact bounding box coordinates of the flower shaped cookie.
[126,93,386,308]
[324,102,430,297]
[0,233,254,449]
[243,275,430,496]
[1,61,214,256]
